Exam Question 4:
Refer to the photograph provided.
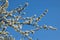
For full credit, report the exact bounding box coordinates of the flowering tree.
[0,0,57,40]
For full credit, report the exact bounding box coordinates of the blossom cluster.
[0,0,57,40]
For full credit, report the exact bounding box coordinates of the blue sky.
[1,0,60,40]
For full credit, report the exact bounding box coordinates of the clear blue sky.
[3,0,60,40]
